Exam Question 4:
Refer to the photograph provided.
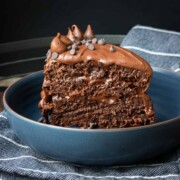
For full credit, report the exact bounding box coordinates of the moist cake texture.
[38,24,156,128]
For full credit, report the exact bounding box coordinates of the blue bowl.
[2,67,180,165]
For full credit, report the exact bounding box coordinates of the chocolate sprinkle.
[81,39,86,44]
[87,39,92,43]
[51,52,59,59]
[85,41,91,46]
[70,48,76,55]
[92,38,97,44]
[46,49,51,59]
[72,43,79,50]
[46,49,51,55]
[88,44,95,50]
[76,40,81,46]
[109,45,116,52]
[51,59,57,64]
[98,38,105,45]
[67,46,72,50]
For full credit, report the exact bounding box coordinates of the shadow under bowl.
[3,67,180,165]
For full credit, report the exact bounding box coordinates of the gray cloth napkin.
[0,114,180,180]
[1,25,180,179]
[121,25,180,73]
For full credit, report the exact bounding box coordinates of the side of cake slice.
[39,24,156,128]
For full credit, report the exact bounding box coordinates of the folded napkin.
[0,114,180,179]
[121,25,180,73]
[1,25,180,179]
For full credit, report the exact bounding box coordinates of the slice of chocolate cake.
[38,24,156,128]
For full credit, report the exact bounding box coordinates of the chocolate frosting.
[49,24,152,77]
[50,33,67,53]
[72,24,83,40]
[55,44,152,76]
[67,28,76,42]
[60,35,72,46]
[84,24,95,39]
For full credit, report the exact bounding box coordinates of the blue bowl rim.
[3,67,180,132]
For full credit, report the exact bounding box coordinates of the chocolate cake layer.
[38,24,156,128]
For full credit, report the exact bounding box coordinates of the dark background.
[0,0,180,43]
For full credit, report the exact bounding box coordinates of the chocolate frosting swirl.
[67,28,76,42]
[50,33,67,53]
[72,25,83,40]
[60,35,72,46]
[84,24,95,39]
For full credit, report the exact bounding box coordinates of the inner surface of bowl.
[5,71,42,121]
[5,68,180,124]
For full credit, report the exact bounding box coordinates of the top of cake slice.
[47,24,152,77]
